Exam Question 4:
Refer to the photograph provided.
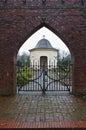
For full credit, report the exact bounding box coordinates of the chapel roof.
[35,38,53,49]
[29,36,58,51]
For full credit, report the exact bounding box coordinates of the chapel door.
[40,56,47,68]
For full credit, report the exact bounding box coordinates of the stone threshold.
[0,121,86,129]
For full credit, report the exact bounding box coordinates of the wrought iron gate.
[17,63,72,94]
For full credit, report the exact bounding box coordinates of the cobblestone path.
[0,92,86,128]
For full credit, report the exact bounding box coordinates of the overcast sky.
[19,27,70,56]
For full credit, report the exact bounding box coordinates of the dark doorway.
[40,56,48,67]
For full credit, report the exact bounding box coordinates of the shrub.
[82,92,86,99]
[17,68,33,86]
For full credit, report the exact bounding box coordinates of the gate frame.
[17,62,72,94]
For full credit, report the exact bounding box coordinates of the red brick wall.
[0,0,86,95]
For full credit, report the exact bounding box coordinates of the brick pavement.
[0,92,86,128]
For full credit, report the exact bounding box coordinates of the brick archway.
[0,0,86,96]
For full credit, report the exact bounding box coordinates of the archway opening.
[17,26,72,94]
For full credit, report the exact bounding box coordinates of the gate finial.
[81,0,85,5]
[22,0,26,4]
[42,0,46,5]
[61,0,65,4]
[4,0,7,4]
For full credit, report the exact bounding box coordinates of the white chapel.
[29,36,58,68]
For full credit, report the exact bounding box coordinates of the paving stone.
[0,93,86,128]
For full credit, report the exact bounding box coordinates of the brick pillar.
[0,48,17,96]
[72,50,86,96]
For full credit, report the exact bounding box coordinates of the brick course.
[0,0,86,95]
